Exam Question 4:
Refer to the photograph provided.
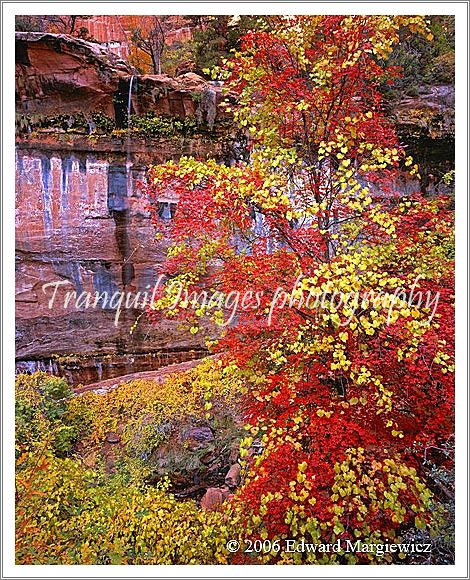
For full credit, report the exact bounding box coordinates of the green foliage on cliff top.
[128,112,199,138]
[387,16,454,98]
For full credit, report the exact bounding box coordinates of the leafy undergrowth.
[15,363,245,564]
[67,359,245,494]
[16,363,453,565]
[17,453,236,565]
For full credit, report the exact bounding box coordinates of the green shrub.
[91,111,115,133]
[15,372,75,457]
[129,112,200,137]
[16,452,236,564]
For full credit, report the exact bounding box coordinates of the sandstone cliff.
[15,33,226,374]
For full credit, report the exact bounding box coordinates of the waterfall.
[126,75,136,194]
[127,74,135,131]
[96,361,103,382]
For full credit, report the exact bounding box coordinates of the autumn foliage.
[15,366,243,564]
[14,15,454,566]
[144,15,454,561]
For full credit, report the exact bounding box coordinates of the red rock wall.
[15,32,228,362]
[16,134,223,360]
[15,33,222,123]
[46,16,194,60]
[15,32,129,117]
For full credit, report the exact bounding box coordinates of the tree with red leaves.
[143,15,454,563]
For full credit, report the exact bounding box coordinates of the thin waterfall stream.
[126,74,135,193]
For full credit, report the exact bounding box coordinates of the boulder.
[225,463,241,489]
[200,486,231,511]
[181,425,214,451]
[15,32,132,118]
[105,431,120,444]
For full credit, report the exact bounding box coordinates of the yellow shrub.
[66,358,245,448]
[16,451,238,564]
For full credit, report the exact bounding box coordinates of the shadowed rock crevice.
[107,163,135,287]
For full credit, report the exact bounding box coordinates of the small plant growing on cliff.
[91,111,115,134]
[190,90,202,104]
[442,169,455,185]
[129,112,199,138]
